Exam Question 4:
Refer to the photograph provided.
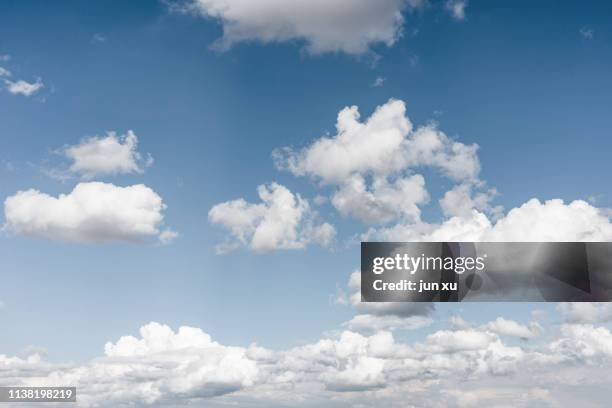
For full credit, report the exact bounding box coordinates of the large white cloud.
[63,130,152,178]
[3,182,175,244]
[182,0,425,55]
[275,99,482,225]
[275,99,480,184]
[209,182,335,253]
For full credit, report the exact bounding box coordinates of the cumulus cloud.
[209,182,335,253]
[557,303,612,324]
[485,317,541,339]
[276,99,480,184]
[367,198,612,242]
[3,322,259,406]
[550,324,612,361]
[439,183,502,219]
[0,67,11,77]
[180,0,425,55]
[62,130,153,178]
[4,78,43,96]
[271,97,612,243]
[3,182,175,244]
[275,99,483,225]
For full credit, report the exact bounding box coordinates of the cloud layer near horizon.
[4,313,612,407]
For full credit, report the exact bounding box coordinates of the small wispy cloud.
[580,26,594,40]
[91,33,107,43]
[371,76,385,87]
[445,0,467,21]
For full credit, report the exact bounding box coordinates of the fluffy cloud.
[4,78,43,96]
[209,182,335,253]
[331,174,428,224]
[439,183,502,219]
[550,324,612,361]
[3,322,259,406]
[63,130,152,178]
[3,182,175,244]
[276,99,480,184]
[181,0,425,55]
[0,67,10,77]
[275,99,482,225]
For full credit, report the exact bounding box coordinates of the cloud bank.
[5,317,612,407]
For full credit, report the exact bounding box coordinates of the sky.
[1,0,612,407]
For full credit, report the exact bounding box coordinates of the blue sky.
[1,1,612,407]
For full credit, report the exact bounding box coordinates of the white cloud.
[425,329,494,353]
[439,183,502,219]
[445,0,467,21]
[0,67,11,77]
[485,317,541,339]
[8,322,259,406]
[4,182,173,244]
[159,229,179,245]
[182,0,425,55]
[209,182,335,253]
[275,99,482,226]
[6,318,612,406]
[63,130,152,178]
[368,198,612,242]
[4,78,43,96]
[372,76,385,87]
[557,303,612,324]
[550,324,612,361]
[332,174,428,224]
[276,99,480,184]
